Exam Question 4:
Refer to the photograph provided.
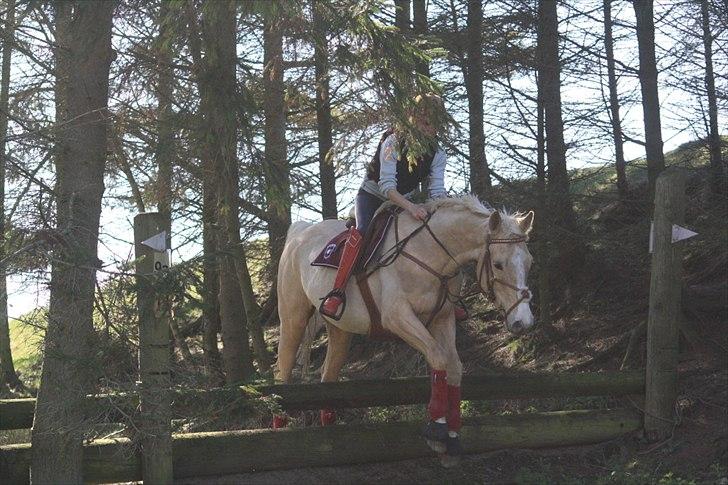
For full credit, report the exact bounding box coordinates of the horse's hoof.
[439,453,462,468]
[437,436,464,467]
[426,438,447,454]
[446,435,464,456]
[422,421,448,452]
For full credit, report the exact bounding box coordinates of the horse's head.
[477,210,536,335]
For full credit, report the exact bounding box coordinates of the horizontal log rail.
[1,408,642,483]
[0,370,644,430]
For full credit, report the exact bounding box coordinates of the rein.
[366,208,531,326]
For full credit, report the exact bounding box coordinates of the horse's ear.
[488,211,501,232]
[518,211,534,234]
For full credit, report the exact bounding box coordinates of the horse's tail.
[296,312,324,381]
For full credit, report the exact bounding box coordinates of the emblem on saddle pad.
[323,243,337,259]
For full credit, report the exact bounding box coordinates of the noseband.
[477,236,532,319]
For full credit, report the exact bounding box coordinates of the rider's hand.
[407,204,428,221]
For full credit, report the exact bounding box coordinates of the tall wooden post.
[134,212,173,483]
[644,170,686,441]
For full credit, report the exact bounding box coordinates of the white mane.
[425,195,528,237]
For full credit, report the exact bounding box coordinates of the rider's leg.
[320,190,382,319]
[319,322,353,425]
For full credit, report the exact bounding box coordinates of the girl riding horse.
[319,93,467,321]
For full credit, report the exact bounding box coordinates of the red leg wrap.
[272,414,288,429]
[320,409,337,426]
[447,385,462,432]
[427,370,448,421]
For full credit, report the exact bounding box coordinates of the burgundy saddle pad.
[311,207,397,272]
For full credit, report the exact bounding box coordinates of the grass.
[8,316,44,387]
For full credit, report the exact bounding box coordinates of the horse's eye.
[494,262,504,271]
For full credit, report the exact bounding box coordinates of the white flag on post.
[142,231,168,252]
[671,225,698,243]
[649,223,698,253]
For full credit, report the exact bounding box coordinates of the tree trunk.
[603,0,628,199]
[201,177,224,385]
[538,0,575,233]
[632,0,665,199]
[535,69,551,326]
[260,4,291,356]
[0,0,21,391]
[154,0,191,364]
[312,0,337,220]
[156,1,174,226]
[412,0,429,77]
[395,0,410,32]
[31,1,114,482]
[465,0,491,200]
[537,0,580,302]
[263,5,291,274]
[199,0,254,383]
[700,0,725,202]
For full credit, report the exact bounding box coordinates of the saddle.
[311,206,397,273]
[311,206,400,340]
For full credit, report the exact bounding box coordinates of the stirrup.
[319,289,347,321]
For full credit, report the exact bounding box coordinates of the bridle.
[477,236,532,319]
[369,208,532,324]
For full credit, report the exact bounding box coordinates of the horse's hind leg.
[272,287,313,429]
[319,322,352,426]
[275,299,314,385]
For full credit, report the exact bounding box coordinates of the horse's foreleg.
[385,307,450,449]
[430,319,464,463]
[319,322,352,425]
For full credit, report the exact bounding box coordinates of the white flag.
[142,231,168,252]
[672,225,698,243]
[650,223,698,253]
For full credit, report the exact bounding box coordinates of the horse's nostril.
[511,320,524,333]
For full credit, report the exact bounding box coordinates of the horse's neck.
[400,208,486,274]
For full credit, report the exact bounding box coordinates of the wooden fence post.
[644,169,686,442]
[134,212,173,483]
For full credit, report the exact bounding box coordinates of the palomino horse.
[275,195,535,457]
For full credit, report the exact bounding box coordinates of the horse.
[275,195,536,458]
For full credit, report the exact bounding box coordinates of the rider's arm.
[379,134,427,221]
[428,148,447,199]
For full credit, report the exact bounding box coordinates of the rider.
[319,93,468,321]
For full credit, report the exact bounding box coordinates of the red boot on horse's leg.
[320,228,363,320]
[423,370,449,451]
[320,409,336,426]
[272,414,288,429]
[446,385,462,433]
[444,384,464,459]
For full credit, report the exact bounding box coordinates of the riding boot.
[319,227,363,320]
